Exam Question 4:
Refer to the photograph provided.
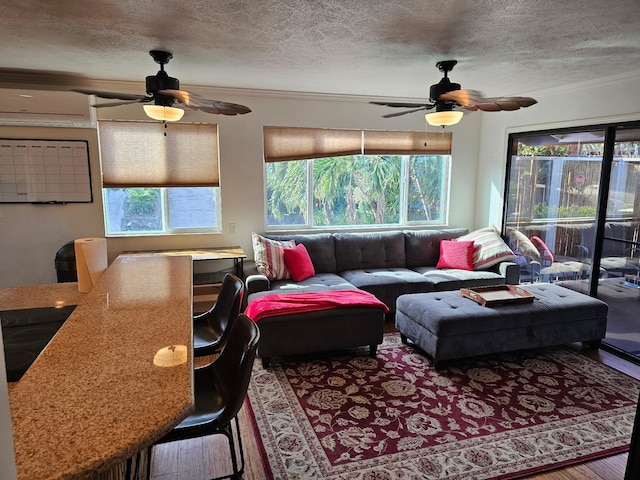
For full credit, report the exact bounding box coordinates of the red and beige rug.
[247,333,640,480]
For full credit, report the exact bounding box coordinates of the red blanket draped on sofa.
[244,289,389,322]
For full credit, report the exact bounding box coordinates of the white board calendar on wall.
[0,139,92,203]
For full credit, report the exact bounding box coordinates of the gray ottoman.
[395,283,608,368]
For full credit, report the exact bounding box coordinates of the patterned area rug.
[247,333,640,480]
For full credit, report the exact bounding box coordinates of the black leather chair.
[193,273,245,357]
[148,314,260,480]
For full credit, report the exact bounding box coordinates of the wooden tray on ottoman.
[460,285,534,307]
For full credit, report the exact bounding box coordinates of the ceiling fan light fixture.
[143,104,184,122]
[425,110,463,127]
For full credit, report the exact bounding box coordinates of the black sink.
[2,305,76,382]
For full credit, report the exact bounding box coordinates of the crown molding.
[526,70,640,97]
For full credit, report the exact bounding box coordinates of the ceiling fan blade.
[71,88,149,101]
[439,89,484,107]
[441,89,538,111]
[0,68,89,90]
[465,97,537,112]
[195,101,252,115]
[157,89,191,104]
[371,100,435,118]
[383,106,431,118]
[508,97,537,108]
[370,101,433,108]
[158,90,251,115]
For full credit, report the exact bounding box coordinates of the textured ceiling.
[1,0,640,100]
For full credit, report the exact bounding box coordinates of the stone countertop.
[0,282,86,311]
[7,254,194,480]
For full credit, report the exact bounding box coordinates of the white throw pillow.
[457,226,517,270]
[252,233,295,280]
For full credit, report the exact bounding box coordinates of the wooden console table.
[123,246,246,278]
[123,246,247,313]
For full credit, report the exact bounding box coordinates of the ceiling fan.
[371,60,536,126]
[72,50,251,121]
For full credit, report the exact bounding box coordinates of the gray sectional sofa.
[246,229,520,312]
[244,229,520,366]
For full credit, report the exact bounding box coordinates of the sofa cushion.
[414,265,505,291]
[247,272,357,303]
[436,240,474,270]
[339,267,431,310]
[334,231,405,272]
[283,244,315,281]
[457,227,517,270]
[252,232,295,280]
[267,233,337,273]
[404,228,468,268]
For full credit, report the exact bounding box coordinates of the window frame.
[264,153,451,232]
[263,126,452,232]
[102,186,222,237]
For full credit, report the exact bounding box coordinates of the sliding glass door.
[504,122,640,361]
[504,129,605,284]
[592,127,640,357]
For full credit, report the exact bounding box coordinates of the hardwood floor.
[149,325,640,480]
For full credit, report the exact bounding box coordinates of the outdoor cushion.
[506,228,541,263]
[531,236,555,266]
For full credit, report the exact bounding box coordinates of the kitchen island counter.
[6,254,194,480]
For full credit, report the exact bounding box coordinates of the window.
[98,121,221,236]
[104,187,219,234]
[264,127,451,229]
[503,124,640,285]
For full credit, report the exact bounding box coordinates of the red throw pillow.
[436,240,474,270]
[283,243,316,281]
[530,236,554,266]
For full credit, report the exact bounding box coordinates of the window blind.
[263,126,451,162]
[98,121,220,187]
[363,130,451,155]
[263,126,363,162]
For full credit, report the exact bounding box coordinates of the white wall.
[474,74,640,230]
[0,89,481,287]
[0,126,104,286]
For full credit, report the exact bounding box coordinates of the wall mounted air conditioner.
[0,89,95,128]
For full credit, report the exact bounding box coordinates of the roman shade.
[363,130,451,155]
[98,121,220,187]
[263,126,363,162]
[263,126,452,162]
